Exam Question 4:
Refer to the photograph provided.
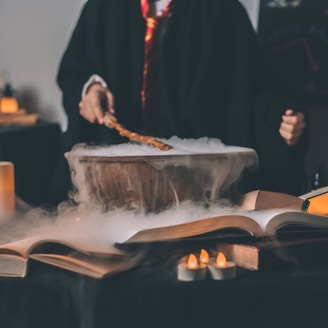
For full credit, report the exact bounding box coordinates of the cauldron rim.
[69,150,258,165]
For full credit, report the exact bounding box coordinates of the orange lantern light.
[0,83,19,113]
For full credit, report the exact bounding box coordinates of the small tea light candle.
[208,252,236,280]
[177,253,207,282]
[0,162,15,220]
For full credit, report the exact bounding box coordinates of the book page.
[121,208,325,243]
[265,210,328,235]
[108,205,260,244]
[121,214,265,243]
[299,186,328,200]
[0,236,41,259]
[245,209,296,231]
[29,252,138,279]
[0,235,124,260]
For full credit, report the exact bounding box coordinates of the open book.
[114,188,328,244]
[0,235,140,279]
[117,208,328,244]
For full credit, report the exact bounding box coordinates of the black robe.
[49,0,307,204]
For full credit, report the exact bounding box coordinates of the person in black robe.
[48,0,307,205]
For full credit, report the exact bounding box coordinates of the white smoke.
[65,137,258,214]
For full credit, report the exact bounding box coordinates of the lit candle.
[0,162,15,219]
[208,252,236,280]
[0,84,19,113]
[199,248,210,266]
[177,253,207,282]
[0,97,19,113]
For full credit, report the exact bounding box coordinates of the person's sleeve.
[253,91,309,195]
[56,0,105,147]
[81,75,108,98]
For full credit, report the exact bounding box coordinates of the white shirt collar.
[154,0,171,15]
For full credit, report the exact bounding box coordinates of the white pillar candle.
[0,162,15,219]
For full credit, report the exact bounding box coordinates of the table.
[0,122,61,206]
[1,251,328,328]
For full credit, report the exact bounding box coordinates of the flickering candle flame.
[187,253,198,269]
[216,252,227,268]
[200,248,209,266]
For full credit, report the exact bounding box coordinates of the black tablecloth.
[0,122,61,206]
[1,258,328,328]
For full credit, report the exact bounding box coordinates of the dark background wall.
[258,0,328,191]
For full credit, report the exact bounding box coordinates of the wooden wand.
[100,91,172,151]
[103,112,172,151]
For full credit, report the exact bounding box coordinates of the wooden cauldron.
[65,139,258,212]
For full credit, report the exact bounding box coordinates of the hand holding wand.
[99,91,172,151]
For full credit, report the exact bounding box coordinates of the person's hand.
[79,83,115,124]
[279,109,306,146]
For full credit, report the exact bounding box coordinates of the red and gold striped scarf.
[140,0,175,132]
